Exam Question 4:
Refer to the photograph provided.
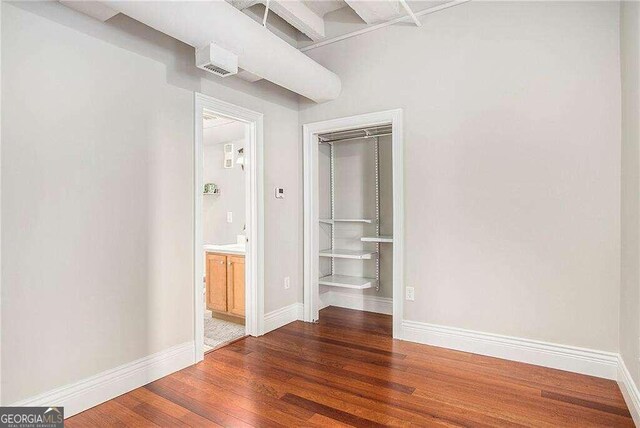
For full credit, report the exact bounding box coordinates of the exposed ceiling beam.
[102,0,341,102]
[237,69,263,83]
[59,1,118,21]
[300,0,472,52]
[344,0,402,24]
[229,0,325,41]
[302,0,346,17]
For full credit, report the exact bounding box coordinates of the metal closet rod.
[319,133,392,144]
[318,125,392,144]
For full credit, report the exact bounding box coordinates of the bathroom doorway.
[194,94,264,361]
[202,112,247,352]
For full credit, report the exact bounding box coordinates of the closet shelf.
[319,275,376,289]
[319,218,373,224]
[319,249,377,260]
[361,236,393,243]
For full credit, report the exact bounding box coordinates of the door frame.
[302,109,404,338]
[194,93,264,362]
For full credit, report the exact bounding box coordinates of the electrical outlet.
[406,286,415,301]
[284,276,290,289]
[227,211,233,223]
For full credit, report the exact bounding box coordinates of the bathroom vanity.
[205,244,245,319]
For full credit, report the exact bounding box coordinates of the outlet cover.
[406,287,415,301]
[284,277,290,289]
[226,211,233,223]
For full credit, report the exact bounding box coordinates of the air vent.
[204,64,231,77]
[196,43,238,78]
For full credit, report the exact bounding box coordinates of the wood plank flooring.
[67,307,634,427]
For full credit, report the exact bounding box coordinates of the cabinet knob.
[228,262,232,265]
[219,261,224,264]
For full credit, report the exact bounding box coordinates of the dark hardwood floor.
[67,307,634,427]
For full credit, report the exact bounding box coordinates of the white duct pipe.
[103,1,341,103]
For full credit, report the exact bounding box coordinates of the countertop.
[204,243,246,256]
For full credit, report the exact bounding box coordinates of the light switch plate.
[227,211,233,223]
[406,287,415,301]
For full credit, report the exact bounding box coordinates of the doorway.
[303,109,404,338]
[194,93,264,361]
[202,114,247,351]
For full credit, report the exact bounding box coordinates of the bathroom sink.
[204,243,246,255]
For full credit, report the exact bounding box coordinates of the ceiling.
[228,0,448,49]
[203,111,246,145]
[302,0,348,17]
[203,112,237,129]
[59,0,449,101]
[203,120,246,145]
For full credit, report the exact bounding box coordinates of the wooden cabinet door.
[227,256,245,317]
[206,254,227,312]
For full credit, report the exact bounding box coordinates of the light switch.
[406,287,415,301]
[227,211,233,223]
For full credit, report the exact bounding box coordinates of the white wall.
[300,1,622,352]
[1,1,300,404]
[620,0,640,390]
[203,136,246,245]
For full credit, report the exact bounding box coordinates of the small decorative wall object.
[223,143,234,168]
[204,183,220,195]
[236,148,245,171]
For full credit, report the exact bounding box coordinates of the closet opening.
[303,110,404,339]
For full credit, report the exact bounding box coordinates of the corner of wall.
[620,1,640,422]
[618,355,640,426]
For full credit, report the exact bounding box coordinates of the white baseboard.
[401,320,618,380]
[264,303,303,334]
[320,290,393,315]
[618,355,640,426]
[12,341,195,418]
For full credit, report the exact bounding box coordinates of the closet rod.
[318,124,392,144]
[319,132,392,144]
